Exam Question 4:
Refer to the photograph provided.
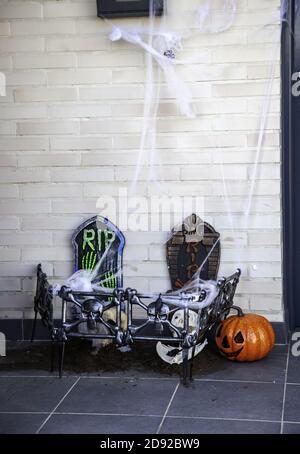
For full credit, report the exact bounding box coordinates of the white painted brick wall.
[0,0,283,322]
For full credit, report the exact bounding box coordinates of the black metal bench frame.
[32,265,241,385]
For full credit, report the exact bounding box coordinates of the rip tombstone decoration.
[97,0,164,18]
[72,216,125,289]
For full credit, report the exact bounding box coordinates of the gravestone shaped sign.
[72,216,125,289]
[166,214,221,290]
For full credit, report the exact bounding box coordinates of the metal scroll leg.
[58,341,65,379]
[189,345,196,382]
[50,339,55,373]
[30,310,38,343]
[181,347,189,386]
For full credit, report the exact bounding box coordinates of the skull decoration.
[215,311,275,362]
[156,309,207,364]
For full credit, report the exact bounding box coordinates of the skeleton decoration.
[156,309,208,365]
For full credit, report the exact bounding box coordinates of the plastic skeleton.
[32,265,241,384]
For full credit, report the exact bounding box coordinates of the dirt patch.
[0,338,226,378]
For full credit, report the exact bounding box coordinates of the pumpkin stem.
[231,305,244,317]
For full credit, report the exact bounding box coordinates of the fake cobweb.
[54,0,286,316]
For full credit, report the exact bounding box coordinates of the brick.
[0,89,14,104]
[247,97,280,113]
[0,278,21,291]
[11,19,75,35]
[21,183,82,199]
[212,180,280,196]
[248,164,280,180]
[0,200,51,214]
[212,81,280,98]
[0,248,20,261]
[82,152,139,166]
[247,64,280,80]
[249,296,283,312]
[51,199,99,214]
[249,263,282,278]
[0,262,53,277]
[80,85,144,100]
[14,87,77,102]
[177,133,246,149]
[212,45,280,64]
[48,103,110,119]
[247,132,280,147]
[80,120,142,135]
[50,136,112,150]
[0,293,33,309]
[0,217,20,230]
[53,261,73,278]
[0,121,16,135]
[0,37,44,53]
[238,279,282,295]
[44,1,96,18]
[51,167,114,182]
[22,247,72,262]
[0,154,17,166]
[148,278,170,293]
[0,310,23,319]
[157,118,212,133]
[0,55,12,69]
[147,181,212,197]
[17,120,79,135]
[78,51,143,68]
[214,214,281,230]
[212,150,279,164]
[0,22,10,36]
[124,262,169,278]
[21,215,84,231]
[0,2,42,19]
[46,35,107,52]
[0,232,52,246]
[83,182,147,198]
[115,166,180,181]
[248,230,281,246]
[6,70,46,86]
[0,104,47,120]
[222,247,281,263]
[47,69,111,85]
[181,165,247,181]
[13,53,77,69]
[0,169,50,183]
[0,184,19,198]
[124,246,148,261]
[0,136,48,151]
[203,196,279,214]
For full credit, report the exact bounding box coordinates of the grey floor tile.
[161,417,281,434]
[193,345,288,384]
[57,377,178,416]
[168,381,283,421]
[40,414,160,434]
[283,384,300,422]
[0,413,47,434]
[0,377,78,412]
[282,423,300,434]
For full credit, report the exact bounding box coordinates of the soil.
[0,338,226,378]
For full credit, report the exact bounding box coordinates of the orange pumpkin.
[215,309,275,362]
